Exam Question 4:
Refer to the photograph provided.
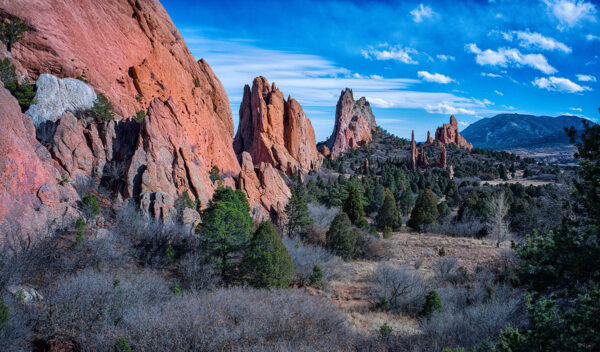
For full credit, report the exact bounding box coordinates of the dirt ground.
[316,228,508,336]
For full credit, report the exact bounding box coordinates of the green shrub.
[438,247,446,257]
[309,264,323,287]
[379,322,392,339]
[134,109,145,123]
[82,193,101,218]
[326,212,358,260]
[0,58,16,85]
[178,190,195,209]
[379,296,390,311]
[209,165,221,182]
[285,184,312,239]
[75,76,89,84]
[194,77,201,87]
[0,17,30,52]
[242,221,295,289]
[420,289,443,318]
[75,217,85,247]
[90,93,115,121]
[114,337,132,352]
[0,297,8,330]
[0,59,36,111]
[376,188,402,230]
[172,283,181,296]
[166,244,175,262]
[442,347,465,352]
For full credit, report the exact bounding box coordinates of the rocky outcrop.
[324,89,377,158]
[233,77,321,174]
[25,74,97,127]
[0,85,77,236]
[2,0,240,195]
[417,145,429,168]
[426,131,434,145]
[237,152,291,224]
[409,129,450,171]
[409,130,418,170]
[435,115,473,150]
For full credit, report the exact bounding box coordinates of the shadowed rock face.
[234,76,322,175]
[434,115,473,150]
[324,88,377,158]
[0,86,78,236]
[0,0,250,226]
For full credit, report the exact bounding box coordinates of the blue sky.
[163,0,599,142]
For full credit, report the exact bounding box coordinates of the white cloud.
[532,76,591,93]
[494,30,571,53]
[466,43,557,74]
[544,0,597,28]
[436,54,455,61]
[502,105,516,110]
[424,103,476,115]
[361,44,419,64]
[570,107,583,111]
[586,34,600,41]
[481,72,503,78]
[410,4,434,23]
[494,90,504,96]
[417,71,454,84]
[577,74,597,82]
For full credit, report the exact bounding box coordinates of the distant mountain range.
[461,113,588,150]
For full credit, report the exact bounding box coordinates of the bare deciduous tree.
[489,192,510,247]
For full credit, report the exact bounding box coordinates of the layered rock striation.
[233,76,321,174]
[322,88,377,158]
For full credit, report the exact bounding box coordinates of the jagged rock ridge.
[434,115,473,150]
[234,76,322,174]
[321,88,377,158]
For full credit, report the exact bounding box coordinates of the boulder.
[324,88,377,158]
[25,74,96,127]
[234,77,321,174]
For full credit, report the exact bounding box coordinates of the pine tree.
[285,185,313,239]
[420,289,443,318]
[326,212,358,260]
[407,189,439,230]
[343,184,365,226]
[196,186,253,282]
[375,188,402,230]
[242,221,294,288]
[399,189,415,216]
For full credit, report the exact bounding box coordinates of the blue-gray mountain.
[461,114,588,150]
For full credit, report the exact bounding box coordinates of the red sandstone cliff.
[234,76,322,174]
[434,115,473,150]
[322,88,377,158]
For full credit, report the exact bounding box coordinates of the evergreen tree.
[196,186,253,282]
[420,289,443,318]
[437,201,451,224]
[285,184,313,239]
[326,212,358,260]
[375,188,402,230]
[407,189,439,230]
[343,184,365,226]
[399,189,415,216]
[242,221,294,288]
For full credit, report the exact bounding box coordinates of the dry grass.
[316,228,508,337]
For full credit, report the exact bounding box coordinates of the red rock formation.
[434,115,473,150]
[426,130,434,145]
[325,89,377,158]
[237,152,291,224]
[439,144,447,169]
[234,77,321,174]
[417,145,429,168]
[409,130,418,170]
[0,85,76,236]
[1,0,240,192]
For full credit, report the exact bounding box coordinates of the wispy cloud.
[494,90,504,96]
[436,54,455,61]
[425,103,476,115]
[361,44,419,64]
[570,107,583,111]
[576,74,597,82]
[491,30,571,53]
[410,4,434,23]
[543,0,597,29]
[481,72,503,78]
[532,76,591,93]
[466,43,556,74]
[417,71,454,84]
[586,34,600,41]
